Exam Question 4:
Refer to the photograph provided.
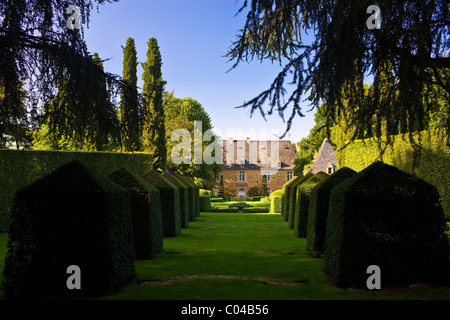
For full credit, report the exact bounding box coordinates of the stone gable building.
[306,138,337,175]
[215,138,296,198]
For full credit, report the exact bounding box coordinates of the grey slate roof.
[219,139,296,170]
[306,138,337,175]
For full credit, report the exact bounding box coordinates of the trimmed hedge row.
[288,173,313,229]
[108,167,163,260]
[175,174,198,221]
[199,196,211,212]
[3,161,136,299]
[324,162,450,289]
[242,207,270,213]
[293,172,329,238]
[269,189,283,213]
[142,171,181,237]
[163,173,189,229]
[0,149,153,232]
[307,167,356,257]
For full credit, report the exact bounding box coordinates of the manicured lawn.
[1,213,449,300]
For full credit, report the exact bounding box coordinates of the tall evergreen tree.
[141,37,167,172]
[120,37,140,152]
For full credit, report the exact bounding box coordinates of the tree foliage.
[164,94,222,189]
[142,37,167,172]
[120,37,141,152]
[0,0,131,147]
[227,0,450,141]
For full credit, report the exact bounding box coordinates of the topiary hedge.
[307,167,356,257]
[287,173,313,229]
[324,161,450,289]
[281,175,302,220]
[108,167,163,260]
[242,207,270,213]
[269,189,283,213]
[294,172,329,238]
[142,171,181,237]
[3,161,136,299]
[199,195,211,212]
[163,173,189,229]
[175,175,197,222]
[0,149,153,232]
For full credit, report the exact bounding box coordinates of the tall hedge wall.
[335,128,450,220]
[0,149,153,232]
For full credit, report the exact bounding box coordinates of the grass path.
[105,212,450,300]
[1,212,450,300]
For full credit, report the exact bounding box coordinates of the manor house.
[215,138,296,198]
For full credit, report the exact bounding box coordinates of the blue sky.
[84,0,317,143]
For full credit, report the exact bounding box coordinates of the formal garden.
[0,155,449,300]
[1,0,449,305]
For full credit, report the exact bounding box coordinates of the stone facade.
[215,138,296,198]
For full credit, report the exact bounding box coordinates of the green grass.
[1,214,450,300]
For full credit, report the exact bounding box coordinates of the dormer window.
[240,158,245,168]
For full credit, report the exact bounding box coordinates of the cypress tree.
[120,37,140,152]
[141,37,167,172]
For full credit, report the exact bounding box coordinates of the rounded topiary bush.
[142,171,181,237]
[163,173,189,229]
[3,161,136,299]
[108,167,163,260]
[269,189,283,213]
[294,172,329,238]
[307,167,356,257]
[324,161,450,289]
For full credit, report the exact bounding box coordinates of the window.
[264,171,271,182]
[287,171,293,181]
[327,166,335,175]
[240,158,245,168]
[239,171,245,181]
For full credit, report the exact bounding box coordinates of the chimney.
[246,137,251,143]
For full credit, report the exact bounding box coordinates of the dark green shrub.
[0,149,153,233]
[210,207,239,213]
[281,176,302,220]
[163,173,189,229]
[269,189,283,213]
[108,167,163,260]
[324,161,450,289]
[294,172,329,238]
[288,173,313,229]
[307,167,356,257]
[175,175,197,221]
[3,161,135,299]
[142,171,181,237]
[242,207,270,213]
[199,196,211,212]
